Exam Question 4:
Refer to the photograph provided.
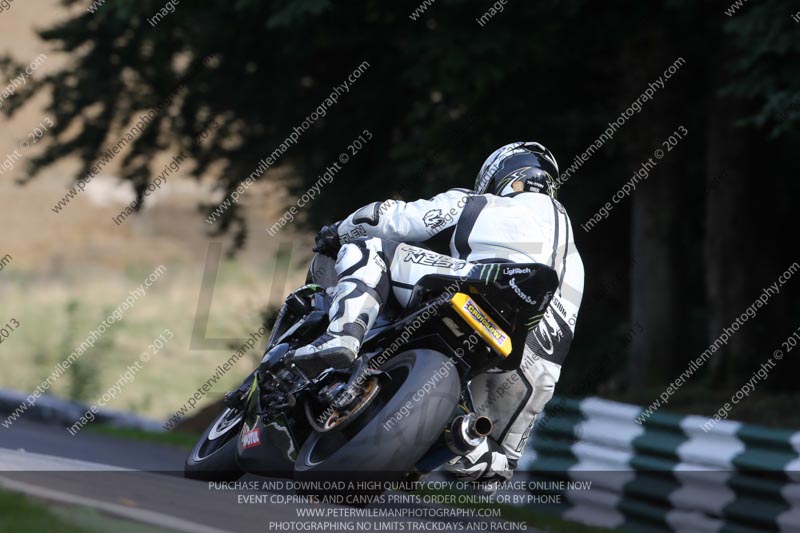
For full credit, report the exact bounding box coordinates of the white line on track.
[0,448,231,533]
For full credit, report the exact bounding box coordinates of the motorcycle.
[184,251,558,487]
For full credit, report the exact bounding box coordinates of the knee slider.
[534,372,557,394]
[336,241,369,276]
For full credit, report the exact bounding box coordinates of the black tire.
[294,349,460,482]
[184,406,245,481]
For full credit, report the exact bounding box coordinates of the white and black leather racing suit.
[328,187,584,475]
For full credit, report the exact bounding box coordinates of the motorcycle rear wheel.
[294,349,460,483]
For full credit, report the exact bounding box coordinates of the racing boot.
[288,238,391,378]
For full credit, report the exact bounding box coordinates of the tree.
[3,0,798,391]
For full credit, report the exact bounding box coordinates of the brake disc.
[304,376,380,432]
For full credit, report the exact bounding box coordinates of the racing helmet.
[474,141,560,198]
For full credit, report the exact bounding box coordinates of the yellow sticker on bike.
[450,293,512,357]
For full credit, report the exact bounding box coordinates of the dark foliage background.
[3,0,799,407]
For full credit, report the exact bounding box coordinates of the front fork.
[224,371,257,410]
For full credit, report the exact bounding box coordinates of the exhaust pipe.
[470,415,493,437]
[445,414,493,455]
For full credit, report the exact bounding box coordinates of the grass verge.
[0,489,173,533]
[85,424,200,451]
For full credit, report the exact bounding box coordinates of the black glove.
[313,223,342,258]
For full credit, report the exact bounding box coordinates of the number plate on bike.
[450,293,512,357]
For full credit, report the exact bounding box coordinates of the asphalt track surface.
[0,419,539,533]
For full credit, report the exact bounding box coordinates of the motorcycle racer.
[287,141,585,483]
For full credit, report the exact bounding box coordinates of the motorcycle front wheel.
[184,405,245,481]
